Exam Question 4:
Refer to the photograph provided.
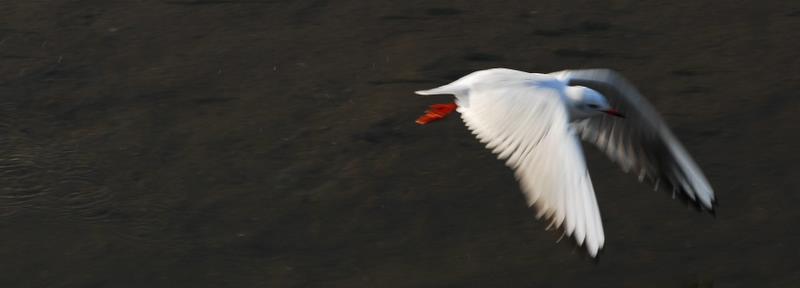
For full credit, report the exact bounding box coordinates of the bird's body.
[415,68,715,257]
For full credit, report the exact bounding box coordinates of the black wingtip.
[707,197,718,218]
[591,249,603,264]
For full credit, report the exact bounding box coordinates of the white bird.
[414,68,715,257]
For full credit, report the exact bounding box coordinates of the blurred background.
[1,0,799,287]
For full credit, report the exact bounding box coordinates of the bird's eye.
[587,104,599,109]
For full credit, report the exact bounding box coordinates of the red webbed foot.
[415,103,458,125]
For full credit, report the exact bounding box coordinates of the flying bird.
[414,68,715,257]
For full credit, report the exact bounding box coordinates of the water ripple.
[0,102,110,223]
[0,100,191,250]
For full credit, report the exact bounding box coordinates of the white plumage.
[416,68,715,257]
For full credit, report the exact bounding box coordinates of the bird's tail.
[414,83,464,96]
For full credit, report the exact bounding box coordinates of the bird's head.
[566,86,625,119]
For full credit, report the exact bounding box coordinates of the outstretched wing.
[551,69,716,210]
[418,74,605,256]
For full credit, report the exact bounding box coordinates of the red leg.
[415,102,458,125]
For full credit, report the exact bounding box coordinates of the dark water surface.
[2,1,799,287]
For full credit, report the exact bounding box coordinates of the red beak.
[603,109,625,118]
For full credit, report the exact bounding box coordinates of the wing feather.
[552,69,716,210]
[450,75,605,256]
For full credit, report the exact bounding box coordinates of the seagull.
[414,68,715,257]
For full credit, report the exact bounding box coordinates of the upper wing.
[421,76,605,256]
[551,69,716,210]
